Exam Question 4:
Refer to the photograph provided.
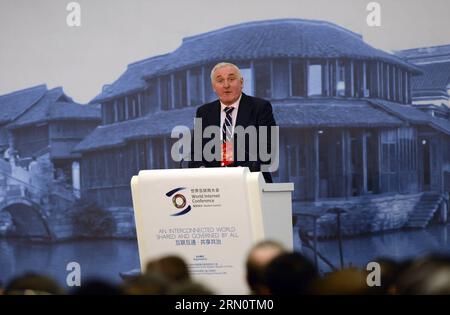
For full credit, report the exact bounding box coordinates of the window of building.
[398,127,418,192]
[174,71,187,108]
[160,75,172,110]
[116,98,125,121]
[353,61,371,98]
[353,61,362,97]
[240,67,253,96]
[390,65,396,101]
[189,68,203,105]
[165,137,179,169]
[383,63,390,100]
[380,129,398,192]
[102,101,115,124]
[397,68,403,103]
[128,94,138,119]
[116,148,127,185]
[137,141,148,170]
[368,62,379,98]
[329,60,336,96]
[254,60,272,98]
[366,130,379,193]
[235,61,252,94]
[287,145,298,175]
[308,63,323,97]
[350,130,364,196]
[143,79,158,114]
[291,59,306,97]
[204,65,216,102]
[284,130,311,200]
[379,62,384,99]
[272,59,289,99]
[336,60,346,97]
[398,127,416,172]
[402,71,408,104]
[318,129,344,198]
[151,137,165,169]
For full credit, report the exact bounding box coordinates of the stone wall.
[43,206,136,241]
[108,207,137,238]
[0,210,13,236]
[46,211,74,240]
[295,193,422,238]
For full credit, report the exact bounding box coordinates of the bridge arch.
[0,198,51,239]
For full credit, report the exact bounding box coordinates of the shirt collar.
[220,94,242,112]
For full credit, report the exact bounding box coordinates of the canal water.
[295,224,450,273]
[1,224,450,288]
[0,238,140,288]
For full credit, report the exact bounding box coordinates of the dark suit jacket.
[189,93,276,183]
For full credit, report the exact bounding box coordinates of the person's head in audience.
[146,255,190,284]
[122,272,169,295]
[71,278,122,295]
[311,267,369,295]
[4,272,64,295]
[265,252,317,295]
[392,254,450,295]
[245,240,286,294]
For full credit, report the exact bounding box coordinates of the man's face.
[212,65,243,105]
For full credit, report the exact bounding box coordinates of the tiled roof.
[74,106,197,152]
[0,85,47,124]
[77,96,450,153]
[91,54,168,104]
[370,99,450,135]
[410,61,450,92]
[274,99,402,128]
[8,88,101,129]
[74,99,404,152]
[430,116,450,135]
[395,45,450,63]
[49,102,100,121]
[93,19,421,103]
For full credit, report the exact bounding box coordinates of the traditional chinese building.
[76,19,450,236]
[0,85,101,239]
[0,84,100,193]
[0,85,47,154]
[395,44,450,129]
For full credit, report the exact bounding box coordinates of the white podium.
[131,167,294,294]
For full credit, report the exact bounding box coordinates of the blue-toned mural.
[1,1,450,289]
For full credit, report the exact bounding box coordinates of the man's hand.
[221,141,234,166]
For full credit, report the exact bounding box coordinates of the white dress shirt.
[219,94,241,141]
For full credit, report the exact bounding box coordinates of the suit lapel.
[235,93,253,128]
[209,100,221,127]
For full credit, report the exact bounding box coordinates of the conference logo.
[166,187,192,216]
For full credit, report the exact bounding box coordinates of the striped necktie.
[222,107,234,143]
[221,107,234,166]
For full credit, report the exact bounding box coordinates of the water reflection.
[1,225,450,287]
[0,239,140,287]
[299,224,450,273]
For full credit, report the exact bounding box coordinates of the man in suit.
[189,62,277,183]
